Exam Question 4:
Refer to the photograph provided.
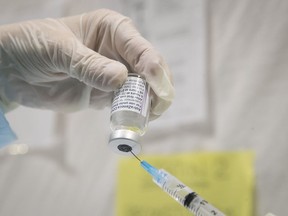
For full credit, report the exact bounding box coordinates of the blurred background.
[1,0,288,215]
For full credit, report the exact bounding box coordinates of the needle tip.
[130,150,141,162]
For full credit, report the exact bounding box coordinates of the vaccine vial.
[108,73,151,155]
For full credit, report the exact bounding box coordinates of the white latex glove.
[0,9,174,118]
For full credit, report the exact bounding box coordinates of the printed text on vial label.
[111,77,148,116]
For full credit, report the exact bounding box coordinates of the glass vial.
[108,73,151,155]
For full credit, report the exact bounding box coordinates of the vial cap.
[108,129,141,155]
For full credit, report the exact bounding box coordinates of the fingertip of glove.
[101,61,128,91]
[151,99,172,117]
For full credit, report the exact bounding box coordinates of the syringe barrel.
[153,169,226,216]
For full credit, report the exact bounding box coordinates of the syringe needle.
[130,153,164,186]
[133,156,226,216]
[130,150,141,162]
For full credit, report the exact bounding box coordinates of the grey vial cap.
[108,129,141,156]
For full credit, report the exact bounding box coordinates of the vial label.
[111,75,149,117]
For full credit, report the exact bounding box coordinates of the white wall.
[1,0,288,216]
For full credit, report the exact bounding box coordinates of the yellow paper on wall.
[116,151,254,216]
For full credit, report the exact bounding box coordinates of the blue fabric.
[0,108,17,148]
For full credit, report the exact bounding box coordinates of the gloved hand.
[0,9,174,118]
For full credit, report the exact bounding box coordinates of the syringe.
[130,152,226,216]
